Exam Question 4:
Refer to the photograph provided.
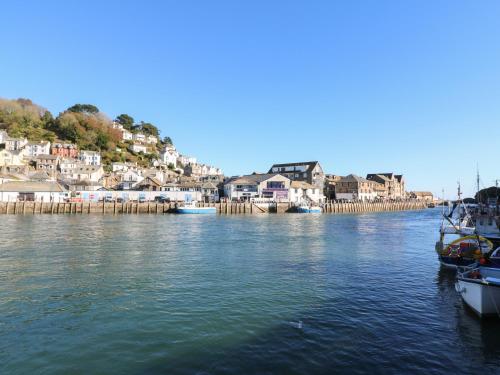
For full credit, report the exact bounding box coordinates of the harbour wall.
[0,200,427,215]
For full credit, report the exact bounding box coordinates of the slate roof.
[268,161,320,174]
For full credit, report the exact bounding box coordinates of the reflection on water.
[1,210,500,374]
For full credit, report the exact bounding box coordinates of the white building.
[133,133,146,142]
[119,169,144,190]
[24,141,51,158]
[289,181,323,204]
[129,143,148,153]
[0,130,8,144]
[159,145,179,167]
[224,173,291,202]
[122,129,133,141]
[146,135,158,144]
[0,181,68,202]
[177,155,197,166]
[5,137,28,151]
[79,150,101,166]
[59,158,83,174]
[63,165,104,183]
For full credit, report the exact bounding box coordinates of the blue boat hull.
[297,207,322,213]
[176,207,216,214]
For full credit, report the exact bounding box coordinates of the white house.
[24,141,51,158]
[177,154,197,166]
[59,158,83,174]
[119,169,144,190]
[160,145,179,167]
[224,173,291,202]
[289,181,323,204]
[129,143,148,154]
[0,181,68,202]
[112,122,124,130]
[79,150,101,166]
[121,129,133,141]
[0,148,27,166]
[5,137,28,151]
[0,130,8,144]
[133,133,146,142]
[62,165,104,183]
[146,135,158,144]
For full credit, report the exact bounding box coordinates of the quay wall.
[0,200,427,215]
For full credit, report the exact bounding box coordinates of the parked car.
[154,196,171,203]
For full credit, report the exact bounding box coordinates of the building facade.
[268,161,325,190]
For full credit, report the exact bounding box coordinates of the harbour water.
[2,210,500,374]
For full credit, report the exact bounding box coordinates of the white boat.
[296,202,321,213]
[176,201,216,214]
[456,266,500,317]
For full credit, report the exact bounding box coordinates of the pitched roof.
[0,181,66,192]
[340,174,370,183]
[226,173,287,185]
[268,161,320,174]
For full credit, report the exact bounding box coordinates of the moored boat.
[456,266,500,317]
[436,235,493,269]
[176,201,216,214]
[296,202,322,213]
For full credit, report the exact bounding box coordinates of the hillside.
[0,98,170,167]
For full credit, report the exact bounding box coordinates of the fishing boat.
[436,235,493,269]
[296,202,322,213]
[456,266,500,317]
[176,201,216,214]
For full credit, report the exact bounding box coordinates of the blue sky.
[1,1,499,198]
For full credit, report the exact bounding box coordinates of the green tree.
[134,121,159,137]
[163,136,173,145]
[67,104,99,114]
[95,132,110,150]
[115,114,134,130]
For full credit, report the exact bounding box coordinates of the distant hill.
[0,98,169,167]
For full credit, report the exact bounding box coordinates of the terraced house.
[366,173,405,199]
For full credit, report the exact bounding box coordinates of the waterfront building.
[51,143,78,158]
[224,173,291,202]
[0,181,67,202]
[289,181,323,204]
[5,137,28,151]
[335,174,377,201]
[366,173,406,199]
[324,174,342,200]
[136,176,163,191]
[409,191,434,202]
[268,161,325,190]
[118,169,144,190]
[201,182,219,202]
[79,150,101,166]
[24,141,51,158]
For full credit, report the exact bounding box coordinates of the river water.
[1,209,500,374]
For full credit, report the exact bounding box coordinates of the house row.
[112,122,158,144]
[223,173,324,203]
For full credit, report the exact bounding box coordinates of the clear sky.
[1,1,499,198]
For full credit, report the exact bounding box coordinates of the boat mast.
[457,182,462,230]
